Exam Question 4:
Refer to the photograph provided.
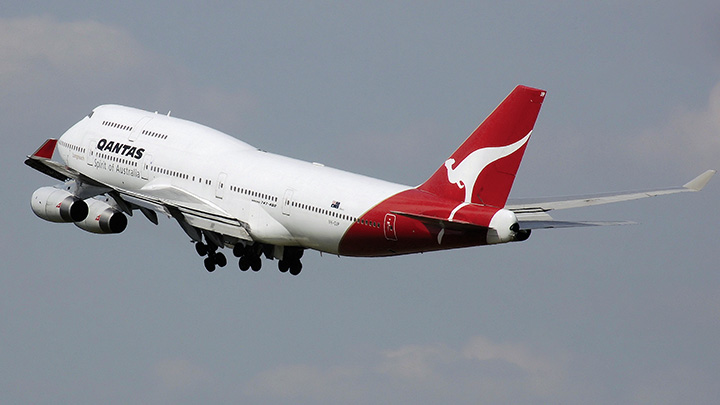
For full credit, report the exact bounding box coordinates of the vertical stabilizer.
[418,85,545,207]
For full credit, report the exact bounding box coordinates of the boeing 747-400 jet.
[26,86,715,275]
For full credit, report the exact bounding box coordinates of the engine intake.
[74,197,127,234]
[31,187,88,223]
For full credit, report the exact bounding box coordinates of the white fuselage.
[55,105,410,254]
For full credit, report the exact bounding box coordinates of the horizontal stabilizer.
[519,220,635,230]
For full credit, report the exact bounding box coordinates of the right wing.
[506,170,715,230]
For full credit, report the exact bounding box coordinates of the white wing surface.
[507,170,715,229]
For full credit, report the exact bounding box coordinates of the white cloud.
[0,16,255,137]
[632,82,720,170]
[378,343,457,381]
[153,358,212,391]
[0,16,146,83]
[245,336,569,403]
[244,363,364,402]
[147,358,214,403]
[462,336,567,397]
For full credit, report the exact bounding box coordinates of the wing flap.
[181,211,252,241]
[120,185,253,242]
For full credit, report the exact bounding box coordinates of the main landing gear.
[277,247,304,276]
[234,244,262,272]
[194,241,305,276]
[195,241,227,272]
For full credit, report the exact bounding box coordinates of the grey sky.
[2,2,719,403]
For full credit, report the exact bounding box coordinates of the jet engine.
[31,186,88,223]
[74,196,128,234]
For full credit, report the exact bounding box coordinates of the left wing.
[507,170,715,229]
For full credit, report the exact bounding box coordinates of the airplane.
[26,85,715,275]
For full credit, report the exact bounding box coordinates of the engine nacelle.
[74,197,127,234]
[31,186,88,223]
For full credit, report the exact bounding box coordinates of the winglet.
[683,170,715,191]
[30,139,58,160]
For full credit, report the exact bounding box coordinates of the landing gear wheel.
[289,261,302,276]
[233,244,245,257]
[278,260,289,273]
[238,255,250,271]
[195,242,208,256]
[203,257,216,272]
[251,256,262,272]
[215,252,227,267]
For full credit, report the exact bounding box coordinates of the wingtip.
[683,170,716,191]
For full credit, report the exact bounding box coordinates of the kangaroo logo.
[444,132,531,203]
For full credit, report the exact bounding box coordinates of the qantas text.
[96,138,145,159]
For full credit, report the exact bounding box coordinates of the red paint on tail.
[418,86,545,208]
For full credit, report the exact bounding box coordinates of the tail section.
[418,85,546,208]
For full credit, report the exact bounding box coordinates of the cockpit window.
[87,111,94,119]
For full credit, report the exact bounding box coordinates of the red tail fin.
[418,85,545,208]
